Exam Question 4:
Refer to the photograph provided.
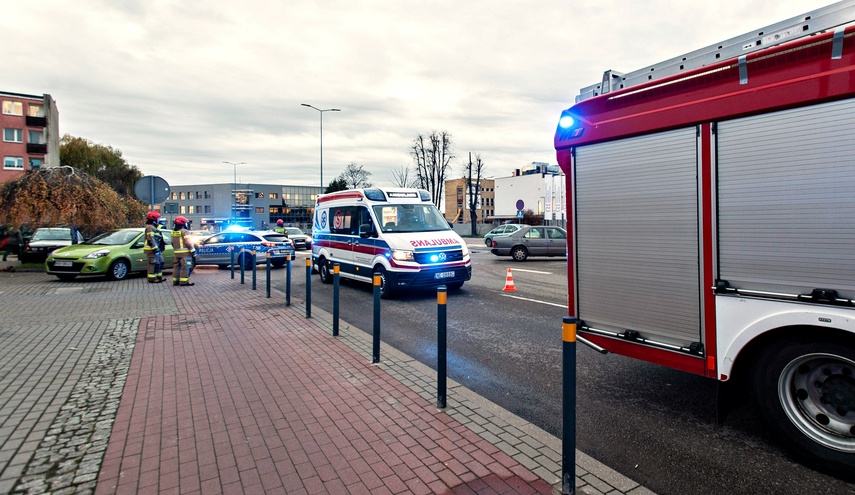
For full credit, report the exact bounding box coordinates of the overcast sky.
[3,0,836,188]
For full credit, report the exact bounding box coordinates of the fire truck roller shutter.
[575,126,701,349]
[717,97,855,300]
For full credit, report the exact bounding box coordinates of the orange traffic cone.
[502,268,517,292]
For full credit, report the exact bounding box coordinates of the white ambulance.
[311,188,471,297]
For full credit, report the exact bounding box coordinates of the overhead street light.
[223,161,245,226]
[301,103,340,193]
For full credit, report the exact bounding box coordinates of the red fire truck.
[554,1,855,478]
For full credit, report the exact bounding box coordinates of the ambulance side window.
[356,206,374,237]
[330,208,355,236]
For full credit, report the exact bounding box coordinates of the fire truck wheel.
[750,337,855,480]
[318,257,333,284]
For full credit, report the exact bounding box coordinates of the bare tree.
[391,164,419,188]
[338,162,373,189]
[464,152,486,236]
[410,131,454,207]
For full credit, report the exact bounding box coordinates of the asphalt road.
[290,245,855,495]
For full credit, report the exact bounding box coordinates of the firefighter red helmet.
[174,216,189,227]
[276,219,284,226]
[146,211,161,222]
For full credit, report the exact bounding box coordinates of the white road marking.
[506,268,552,275]
[500,294,566,308]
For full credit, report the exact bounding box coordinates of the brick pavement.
[0,257,654,495]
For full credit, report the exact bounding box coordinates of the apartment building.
[1,91,59,182]
[443,177,495,224]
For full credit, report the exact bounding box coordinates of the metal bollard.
[240,249,245,284]
[230,250,235,279]
[305,258,312,318]
[372,273,381,364]
[437,285,447,409]
[332,263,340,336]
[562,316,577,495]
[251,250,257,290]
[265,252,271,298]
[285,254,291,306]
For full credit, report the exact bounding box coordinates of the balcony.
[26,116,47,127]
[27,143,47,154]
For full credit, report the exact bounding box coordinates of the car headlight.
[83,249,110,259]
[461,244,469,256]
[392,250,414,262]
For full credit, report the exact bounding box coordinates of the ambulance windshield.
[374,204,451,233]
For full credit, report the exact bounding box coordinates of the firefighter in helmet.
[171,216,196,286]
[274,219,285,234]
[144,211,164,283]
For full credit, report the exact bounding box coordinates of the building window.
[269,193,278,199]
[2,101,23,116]
[29,158,43,169]
[188,205,195,214]
[28,130,44,144]
[179,192,185,200]
[204,205,211,213]
[204,191,211,199]
[3,128,23,143]
[27,103,44,117]
[180,206,186,214]
[171,192,177,200]
[256,193,265,199]
[4,156,24,169]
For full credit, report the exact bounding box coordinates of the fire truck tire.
[750,337,855,480]
[318,257,333,284]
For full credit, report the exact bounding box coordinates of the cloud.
[3,0,833,188]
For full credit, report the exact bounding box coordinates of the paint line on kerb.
[500,294,566,308]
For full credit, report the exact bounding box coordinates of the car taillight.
[261,241,276,247]
[491,240,496,247]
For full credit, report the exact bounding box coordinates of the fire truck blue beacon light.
[558,113,576,129]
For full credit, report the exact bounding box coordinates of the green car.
[46,228,174,281]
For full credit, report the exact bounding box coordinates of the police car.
[194,230,295,269]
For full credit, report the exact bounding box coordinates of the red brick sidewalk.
[95,270,555,494]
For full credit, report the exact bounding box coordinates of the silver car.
[483,223,524,246]
[489,225,567,261]
[283,227,312,250]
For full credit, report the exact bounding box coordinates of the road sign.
[135,176,170,205]
[516,199,525,210]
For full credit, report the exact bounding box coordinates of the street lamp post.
[223,161,245,226]
[301,104,340,193]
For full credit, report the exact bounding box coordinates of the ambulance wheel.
[750,335,855,480]
[375,266,394,299]
[511,246,529,261]
[108,259,130,280]
[318,257,333,284]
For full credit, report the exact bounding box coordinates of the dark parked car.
[483,223,524,246]
[21,227,78,264]
[489,225,567,261]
